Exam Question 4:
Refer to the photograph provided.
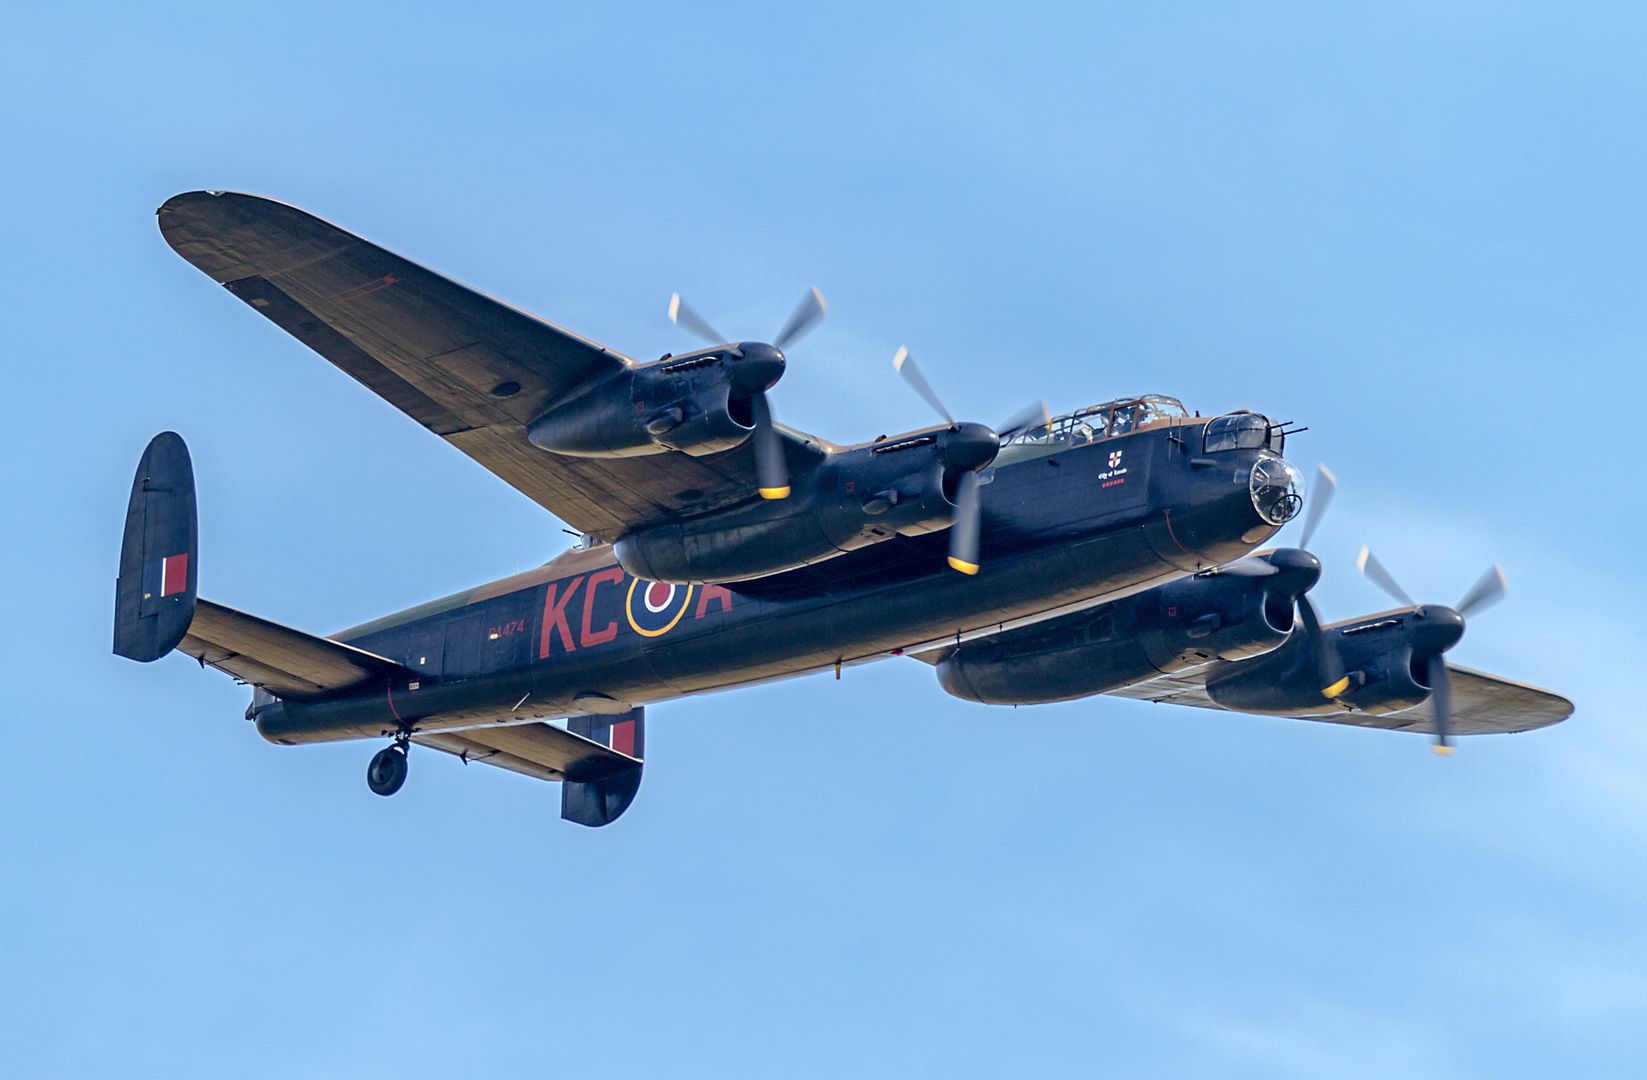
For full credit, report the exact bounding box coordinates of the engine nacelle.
[937,549,1317,705]
[528,344,783,459]
[1205,604,1460,717]
[615,428,969,583]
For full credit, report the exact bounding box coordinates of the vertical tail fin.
[114,432,198,662]
[562,707,644,826]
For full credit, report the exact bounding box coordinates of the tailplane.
[561,709,645,826]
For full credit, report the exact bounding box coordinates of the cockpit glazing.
[1000,394,1190,450]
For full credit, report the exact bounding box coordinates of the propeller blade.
[892,347,953,425]
[1357,546,1415,607]
[1298,595,1348,698]
[668,294,725,345]
[1428,652,1454,755]
[749,391,790,499]
[947,470,981,575]
[1456,563,1508,619]
[996,400,1051,439]
[772,287,828,350]
[1298,464,1338,550]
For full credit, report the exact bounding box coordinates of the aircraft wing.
[179,598,404,700]
[413,723,639,784]
[1105,662,1572,736]
[157,191,810,540]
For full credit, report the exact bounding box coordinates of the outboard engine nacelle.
[527,343,785,458]
[1205,604,1463,717]
[937,548,1319,705]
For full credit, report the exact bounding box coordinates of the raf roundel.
[625,578,696,638]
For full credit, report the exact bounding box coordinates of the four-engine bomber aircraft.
[115,191,1571,826]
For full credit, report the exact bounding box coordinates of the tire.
[367,746,408,796]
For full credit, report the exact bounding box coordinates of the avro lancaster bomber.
[116,192,1571,826]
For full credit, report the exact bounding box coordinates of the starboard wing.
[157,191,815,539]
[1106,662,1572,736]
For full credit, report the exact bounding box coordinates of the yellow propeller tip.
[1322,676,1351,699]
[758,487,791,500]
[1432,745,1455,757]
[947,557,980,575]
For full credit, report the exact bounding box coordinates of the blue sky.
[3,2,1646,1076]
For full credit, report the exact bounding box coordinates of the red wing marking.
[329,274,400,303]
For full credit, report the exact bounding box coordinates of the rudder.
[114,432,198,662]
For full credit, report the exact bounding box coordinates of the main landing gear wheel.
[367,745,408,796]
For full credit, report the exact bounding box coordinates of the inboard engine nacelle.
[937,548,1321,705]
[614,425,996,583]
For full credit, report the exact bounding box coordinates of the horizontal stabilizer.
[179,599,402,699]
[562,710,645,826]
[413,718,641,785]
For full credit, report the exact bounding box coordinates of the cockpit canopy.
[1001,394,1190,449]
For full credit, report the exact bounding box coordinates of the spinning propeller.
[1356,549,1508,755]
[667,287,829,500]
[1212,465,1348,701]
[892,347,1048,575]
[1272,466,1351,701]
[1209,464,1338,578]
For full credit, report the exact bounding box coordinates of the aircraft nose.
[1249,455,1306,526]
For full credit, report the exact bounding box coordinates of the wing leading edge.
[157,191,808,539]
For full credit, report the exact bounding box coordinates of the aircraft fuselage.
[252,419,1290,745]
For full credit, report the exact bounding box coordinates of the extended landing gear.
[367,738,409,796]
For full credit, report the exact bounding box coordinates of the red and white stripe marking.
[160,553,189,597]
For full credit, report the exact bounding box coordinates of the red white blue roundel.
[625,578,695,638]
